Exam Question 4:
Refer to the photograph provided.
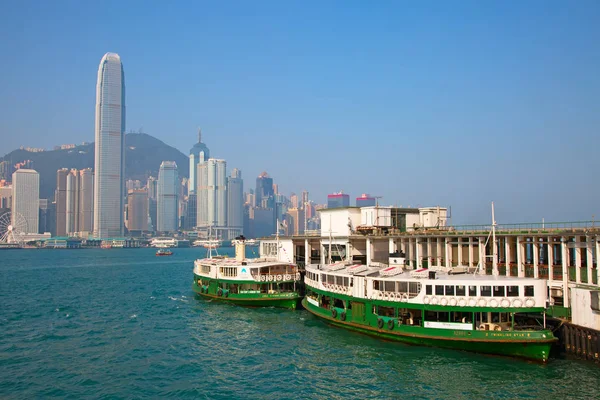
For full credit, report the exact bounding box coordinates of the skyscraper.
[55,168,69,236]
[189,128,210,194]
[227,168,243,237]
[327,192,350,208]
[12,169,39,234]
[196,158,227,236]
[93,52,125,238]
[127,189,149,233]
[157,161,178,233]
[255,172,274,209]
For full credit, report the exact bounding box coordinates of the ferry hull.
[302,298,556,362]
[193,281,301,310]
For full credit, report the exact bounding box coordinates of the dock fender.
[377,318,384,329]
[340,311,346,321]
[387,319,394,330]
[331,308,338,319]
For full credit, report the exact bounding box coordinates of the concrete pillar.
[468,237,474,269]
[547,237,554,282]
[517,236,524,277]
[445,239,451,270]
[575,236,582,283]
[505,237,512,277]
[478,237,486,275]
[415,238,423,269]
[457,237,463,267]
[561,237,569,308]
[366,238,371,267]
[304,239,310,266]
[586,235,593,284]
[437,238,443,267]
[533,237,539,279]
[596,236,600,286]
[426,238,432,267]
[389,237,395,255]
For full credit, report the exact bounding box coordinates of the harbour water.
[1,248,599,399]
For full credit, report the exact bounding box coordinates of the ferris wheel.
[0,211,28,245]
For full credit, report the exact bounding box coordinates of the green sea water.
[1,247,598,399]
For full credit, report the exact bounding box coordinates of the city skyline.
[1,2,599,224]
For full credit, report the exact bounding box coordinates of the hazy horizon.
[1,1,598,224]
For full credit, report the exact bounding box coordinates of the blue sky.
[1,1,599,224]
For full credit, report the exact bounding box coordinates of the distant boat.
[156,249,173,256]
[150,238,177,248]
[231,238,258,247]
[193,239,222,248]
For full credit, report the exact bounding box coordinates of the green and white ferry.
[193,241,303,309]
[303,255,558,362]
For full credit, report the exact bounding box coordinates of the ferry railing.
[434,220,599,235]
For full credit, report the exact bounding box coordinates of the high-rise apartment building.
[127,189,149,233]
[189,128,210,194]
[0,184,12,209]
[301,190,309,209]
[55,168,69,236]
[157,161,178,233]
[0,161,14,182]
[78,169,94,234]
[287,208,305,235]
[93,52,125,238]
[227,168,243,237]
[12,169,39,234]
[197,158,227,230]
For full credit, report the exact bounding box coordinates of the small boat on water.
[156,249,173,256]
[192,238,303,309]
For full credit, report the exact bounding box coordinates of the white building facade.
[93,52,125,238]
[12,169,39,234]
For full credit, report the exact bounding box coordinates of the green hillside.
[0,133,189,200]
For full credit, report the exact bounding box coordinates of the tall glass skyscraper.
[93,53,125,238]
[157,161,178,233]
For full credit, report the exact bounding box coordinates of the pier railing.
[439,221,599,234]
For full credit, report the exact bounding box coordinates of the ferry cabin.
[305,266,549,332]
[194,259,301,297]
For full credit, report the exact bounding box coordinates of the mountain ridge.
[0,133,189,200]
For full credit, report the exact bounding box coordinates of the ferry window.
[327,275,334,284]
[445,286,455,296]
[456,285,466,296]
[398,282,408,293]
[320,274,326,282]
[409,282,420,296]
[373,281,381,291]
[480,286,492,297]
[349,278,353,287]
[201,265,211,274]
[507,286,519,297]
[524,285,534,297]
[426,285,432,295]
[469,286,477,296]
[493,286,505,297]
[343,277,350,287]
[385,281,395,292]
[435,285,444,295]
[377,306,395,317]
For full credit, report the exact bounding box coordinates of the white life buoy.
[449,297,457,306]
[284,274,291,280]
[431,296,439,305]
[440,298,449,306]
[468,298,477,307]
[423,296,431,304]
[525,298,536,308]
[260,275,266,282]
[500,298,511,308]
[276,275,282,281]
[478,298,487,307]
[458,298,467,307]
[489,298,499,308]
[513,299,523,308]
